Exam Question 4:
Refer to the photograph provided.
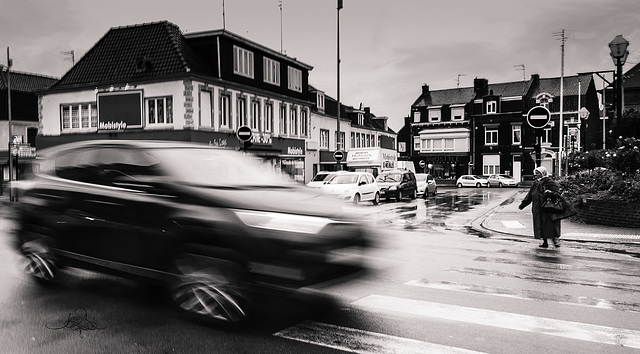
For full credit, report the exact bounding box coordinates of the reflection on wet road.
[365,189,503,232]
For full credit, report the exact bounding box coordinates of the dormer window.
[358,113,364,125]
[316,91,325,113]
[451,104,465,121]
[233,46,254,79]
[413,110,421,123]
[428,106,441,122]
[486,100,497,114]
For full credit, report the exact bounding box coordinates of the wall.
[577,198,640,228]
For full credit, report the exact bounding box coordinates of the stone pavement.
[470,189,640,244]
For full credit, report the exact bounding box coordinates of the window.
[483,155,500,175]
[541,127,552,145]
[288,66,302,92]
[320,129,329,149]
[352,133,356,148]
[317,92,325,113]
[219,93,230,128]
[280,104,287,134]
[290,107,298,135]
[358,113,364,125]
[300,109,308,136]
[413,137,421,151]
[512,125,522,145]
[451,106,464,121]
[251,100,260,130]
[61,103,98,131]
[233,46,254,78]
[263,57,280,85]
[413,111,421,123]
[264,103,273,132]
[485,127,498,145]
[147,97,173,125]
[335,131,345,150]
[444,138,454,151]
[428,108,440,122]
[486,100,497,114]
[237,96,247,127]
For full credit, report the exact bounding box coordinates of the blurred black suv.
[375,169,418,201]
[11,140,369,325]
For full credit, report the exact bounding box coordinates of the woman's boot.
[539,238,549,248]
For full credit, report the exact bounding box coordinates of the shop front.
[414,153,470,181]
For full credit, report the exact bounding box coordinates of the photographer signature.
[46,307,107,337]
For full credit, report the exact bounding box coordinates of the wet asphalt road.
[1,188,639,353]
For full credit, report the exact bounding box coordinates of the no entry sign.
[526,106,551,129]
[236,126,252,142]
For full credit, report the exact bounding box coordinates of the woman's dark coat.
[519,177,561,239]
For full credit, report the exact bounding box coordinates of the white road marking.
[501,220,525,228]
[274,320,486,354]
[352,295,640,349]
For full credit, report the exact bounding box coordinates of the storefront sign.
[287,146,304,155]
[209,138,228,147]
[98,121,127,131]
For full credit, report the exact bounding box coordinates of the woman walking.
[518,166,561,248]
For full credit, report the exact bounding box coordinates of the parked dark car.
[11,140,369,326]
[375,169,417,201]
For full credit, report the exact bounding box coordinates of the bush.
[560,137,640,204]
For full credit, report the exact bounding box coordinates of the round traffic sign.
[419,160,426,168]
[333,150,345,162]
[526,106,551,129]
[236,126,252,142]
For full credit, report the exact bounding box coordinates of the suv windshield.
[148,148,292,187]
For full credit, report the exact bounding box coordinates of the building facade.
[306,86,397,180]
[0,69,57,183]
[401,74,600,182]
[38,21,312,182]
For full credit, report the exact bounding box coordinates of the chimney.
[364,107,370,115]
[474,78,489,97]
[422,84,430,95]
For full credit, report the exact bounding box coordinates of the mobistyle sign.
[97,91,143,131]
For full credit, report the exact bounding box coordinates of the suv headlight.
[389,186,397,191]
[234,210,334,234]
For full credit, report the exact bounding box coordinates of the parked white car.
[456,175,488,188]
[415,173,437,197]
[306,171,346,188]
[320,172,380,205]
[487,174,519,188]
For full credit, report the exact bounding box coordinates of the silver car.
[456,175,488,188]
[487,174,519,188]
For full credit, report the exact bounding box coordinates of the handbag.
[541,196,564,213]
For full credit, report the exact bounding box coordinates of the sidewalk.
[470,189,640,244]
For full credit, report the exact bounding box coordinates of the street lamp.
[608,35,630,135]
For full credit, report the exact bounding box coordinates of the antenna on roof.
[279,0,284,53]
[514,64,525,80]
[456,73,467,88]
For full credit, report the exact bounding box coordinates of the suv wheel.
[19,236,58,283]
[410,189,417,199]
[396,190,403,201]
[171,254,251,325]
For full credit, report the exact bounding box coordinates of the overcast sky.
[1,0,639,131]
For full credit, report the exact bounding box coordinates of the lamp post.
[608,35,630,137]
[336,0,342,170]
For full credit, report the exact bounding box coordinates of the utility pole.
[336,0,342,170]
[6,47,13,200]
[555,29,568,177]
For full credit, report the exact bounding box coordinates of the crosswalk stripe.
[352,295,640,349]
[274,320,486,354]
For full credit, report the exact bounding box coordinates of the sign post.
[526,106,551,167]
